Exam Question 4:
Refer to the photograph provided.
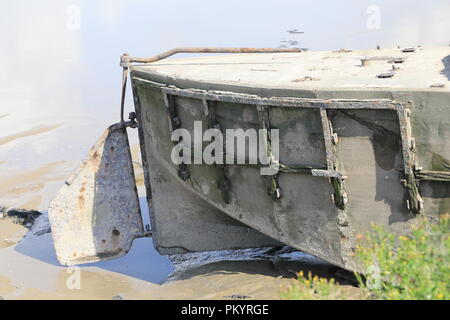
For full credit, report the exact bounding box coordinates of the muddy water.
[0,217,361,300]
[0,258,338,300]
[0,124,63,147]
[0,250,303,300]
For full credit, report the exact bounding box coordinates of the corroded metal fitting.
[120,53,132,68]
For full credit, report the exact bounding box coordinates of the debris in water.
[0,207,42,227]
[292,76,319,82]
[286,29,304,34]
[430,83,446,88]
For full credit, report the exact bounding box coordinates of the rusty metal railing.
[119,47,304,121]
[120,47,303,66]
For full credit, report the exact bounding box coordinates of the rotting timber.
[48,46,450,272]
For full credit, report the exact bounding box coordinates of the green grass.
[281,216,449,300]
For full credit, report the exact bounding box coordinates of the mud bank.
[0,118,359,299]
[0,215,361,300]
[0,219,27,249]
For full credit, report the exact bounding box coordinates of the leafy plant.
[355,216,449,300]
[281,216,449,300]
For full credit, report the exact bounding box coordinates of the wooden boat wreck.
[48,46,450,272]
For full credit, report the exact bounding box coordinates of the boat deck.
[132,47,450,91]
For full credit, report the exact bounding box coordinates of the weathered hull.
[131,68,450,271]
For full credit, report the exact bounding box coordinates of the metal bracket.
[415,170,450,182]
[139,79,429,213]
[397,106,424,214]
[319,108,348,209]
[203,99,231,204]
[127,112,138,128]
[162,93,190,181]
[257,105,282,200]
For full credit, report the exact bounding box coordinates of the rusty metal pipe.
[121,47,303,66]
[119,47,303,121]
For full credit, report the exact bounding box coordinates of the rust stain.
[78,182,87,211]
[78,194,85,211]
[131,144,145,186]
[89,151,102,168]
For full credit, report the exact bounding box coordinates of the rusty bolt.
[179,170,190,181]
[332,133,339,145]
[173,116,181,128]
[410,138,416,151]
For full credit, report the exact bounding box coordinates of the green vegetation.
[281,216,449,300]
[281,270,359,300]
